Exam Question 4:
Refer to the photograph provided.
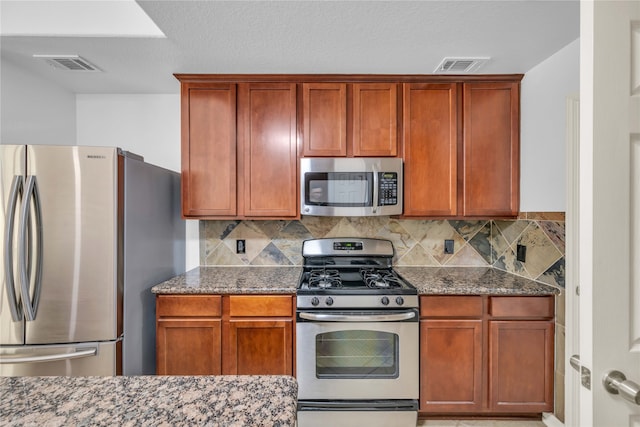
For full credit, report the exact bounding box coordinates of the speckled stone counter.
[151,266,559,296]
[0,375,297,427]
[151,267,301,294]
[395,266,560,295]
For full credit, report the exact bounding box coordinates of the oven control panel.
[297,294,419,309]
[333,241,363,251]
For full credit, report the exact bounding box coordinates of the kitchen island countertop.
[151,266,559,296]
[0,375,298,427]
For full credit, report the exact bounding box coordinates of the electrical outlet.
[516,244,527,262]
[236,239,246,254]
[444,239,454,254]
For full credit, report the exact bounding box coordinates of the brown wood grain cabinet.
[352,83,398,157]
[156,295,222,375]
[156,294,295,376]
[462,82,520,217]
[419,295,554,416]
[178,75,521,218]
[403,83,459,217]
[301,82,398,157]
[403,80,520,218]
[301,83,348,156]
[238,83,298,218]
[223,295,294,375]
[180,83,237,217]
[178,80,298,219]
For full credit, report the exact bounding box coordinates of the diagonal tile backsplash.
[200,213,565,288]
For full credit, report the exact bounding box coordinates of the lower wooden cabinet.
[419,295,554,416]
[156,294,294,376]
[223,295,294,375]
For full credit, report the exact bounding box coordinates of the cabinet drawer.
[228,295,293,317]
[156,295,222,317]
[420,296,483,318]
[489,296,554,318]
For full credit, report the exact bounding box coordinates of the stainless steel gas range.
[296,238,419,427]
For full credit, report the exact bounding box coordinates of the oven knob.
[325,297,334,306]
[396,296,404,306]
[311,297,320,306]
[381,296,390,306]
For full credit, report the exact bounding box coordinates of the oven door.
[296,309,419,400]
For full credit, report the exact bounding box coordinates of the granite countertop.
[151,266,559,296]
[395,266,560,295]
[151,267,301,294]
[0,375,298,427]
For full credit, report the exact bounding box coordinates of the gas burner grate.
[308,269,342,289]
[360,268,403,289]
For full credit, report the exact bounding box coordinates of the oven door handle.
[298,311,416,322]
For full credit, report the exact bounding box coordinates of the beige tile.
[517,222,563,279]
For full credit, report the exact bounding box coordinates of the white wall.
[0,58,76,145]
[520,38,580,212]
[76,94,199,270]
[76,94,180,171]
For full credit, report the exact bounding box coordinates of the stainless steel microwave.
[300,158,403,217]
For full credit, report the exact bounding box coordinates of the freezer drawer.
[0,341,119,376]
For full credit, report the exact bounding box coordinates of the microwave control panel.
[378,172,398,206]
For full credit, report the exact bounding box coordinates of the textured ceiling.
[0,1,579,94]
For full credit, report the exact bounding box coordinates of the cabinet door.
[156,318,222,375]
[420,319,483,413]
[181,83,237,217]
[238,83,298,217]
[352,83,398,156]
[223,319,293,375]
[302,83,347,156]
[463,82,520,217]
[489,320,554,413]
[403,83,459,216]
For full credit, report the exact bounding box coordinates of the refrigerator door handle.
[3,175,24,321]
[0,347,97,364]
[18,175,43,321]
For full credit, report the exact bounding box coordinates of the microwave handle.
[372,164,379,213]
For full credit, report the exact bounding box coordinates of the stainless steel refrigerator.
[0,145,185,376]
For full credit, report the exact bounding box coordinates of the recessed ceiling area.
[0,0,579,94]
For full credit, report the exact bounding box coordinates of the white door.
[579,1,640,426]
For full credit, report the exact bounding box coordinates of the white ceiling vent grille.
[434,57,489,74]
[33,55,101,72]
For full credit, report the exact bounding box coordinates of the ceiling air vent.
[33,55,101,72]
[434,57,489,74]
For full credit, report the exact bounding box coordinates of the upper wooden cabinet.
[301,82,398,157]
[302,83,347,156]
[238,83,298,218]
[403,83,459,217]
[179,79,298,219]
[181,83,237,217]
[403,80,520,218]
[178,75,521,219]
[463,82,520,217]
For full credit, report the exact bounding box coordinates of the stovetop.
[297,238,418,309]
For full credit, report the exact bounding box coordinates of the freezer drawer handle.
[0,347,97,364]
[18,175,43,321]
[299,311,416,322]
[3,176,24,321]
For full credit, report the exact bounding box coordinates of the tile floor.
[417,420,545,427]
